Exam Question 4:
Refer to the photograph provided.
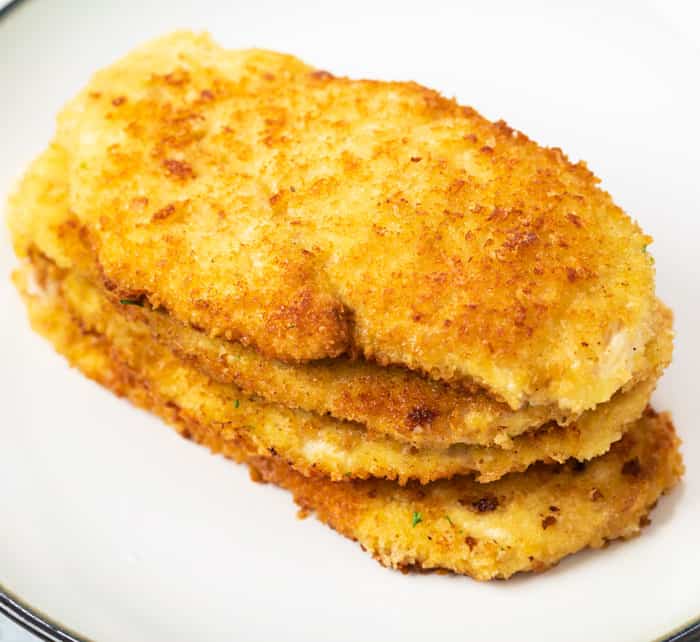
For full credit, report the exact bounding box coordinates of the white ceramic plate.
[2,1,699,641]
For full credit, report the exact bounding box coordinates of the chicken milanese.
[9,147,671,483]
[53,31,657,413]
[15,265,683,580]
[19,254,666,484]
[9,143,670,449]
[7,31,682,579]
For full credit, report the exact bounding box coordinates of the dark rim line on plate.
[2,580,700,642]
[0,0,27,19]
[0,584,88,642]
[0,0,698,640]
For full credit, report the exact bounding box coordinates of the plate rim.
[1,1,698,641]
[0,583,88,642]
[0,0,27,21]
[2,579,700,642]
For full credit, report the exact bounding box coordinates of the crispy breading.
[119,298,671,450]
[49,31,657,412]
[7,144,673,449]
[246,411,682,579]
[15,268,683,579]
[18,256,663,484]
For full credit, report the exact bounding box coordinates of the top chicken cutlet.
[54,31,656,412]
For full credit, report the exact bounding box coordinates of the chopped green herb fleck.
[412,511,423,527]
[119,299,143,307]
[444,515,454,526]
[234,399,240,408]
[344,472,352,477]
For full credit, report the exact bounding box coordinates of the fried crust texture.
[7,144,672,448]
[15,264,682,579]
[41,31,657,412]
[14,257,667,486]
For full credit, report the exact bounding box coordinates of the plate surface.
[1,1,699,641]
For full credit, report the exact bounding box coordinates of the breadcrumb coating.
[15,266,682,579]
[16,257,666,485]
[45,31,656,411]
[8,143,672,448]
[6,30,682,583]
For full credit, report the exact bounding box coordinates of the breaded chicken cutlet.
[8,147,673,484]
[7,31,682,579]
[14,263,683,580]
[18,253,666,485]
[9,143,673,451]
[51,31,657,414]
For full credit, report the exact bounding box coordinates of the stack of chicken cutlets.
[8,32,683,580]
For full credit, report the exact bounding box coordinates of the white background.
[1,1,699,641]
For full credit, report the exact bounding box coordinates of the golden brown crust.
[7,144,673,449]
[16,256,665,486]
[6,31,682,582]
[246,411,681,579]
[15,268,683,579]
[115,294,672,449]
[49,31,657,411]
